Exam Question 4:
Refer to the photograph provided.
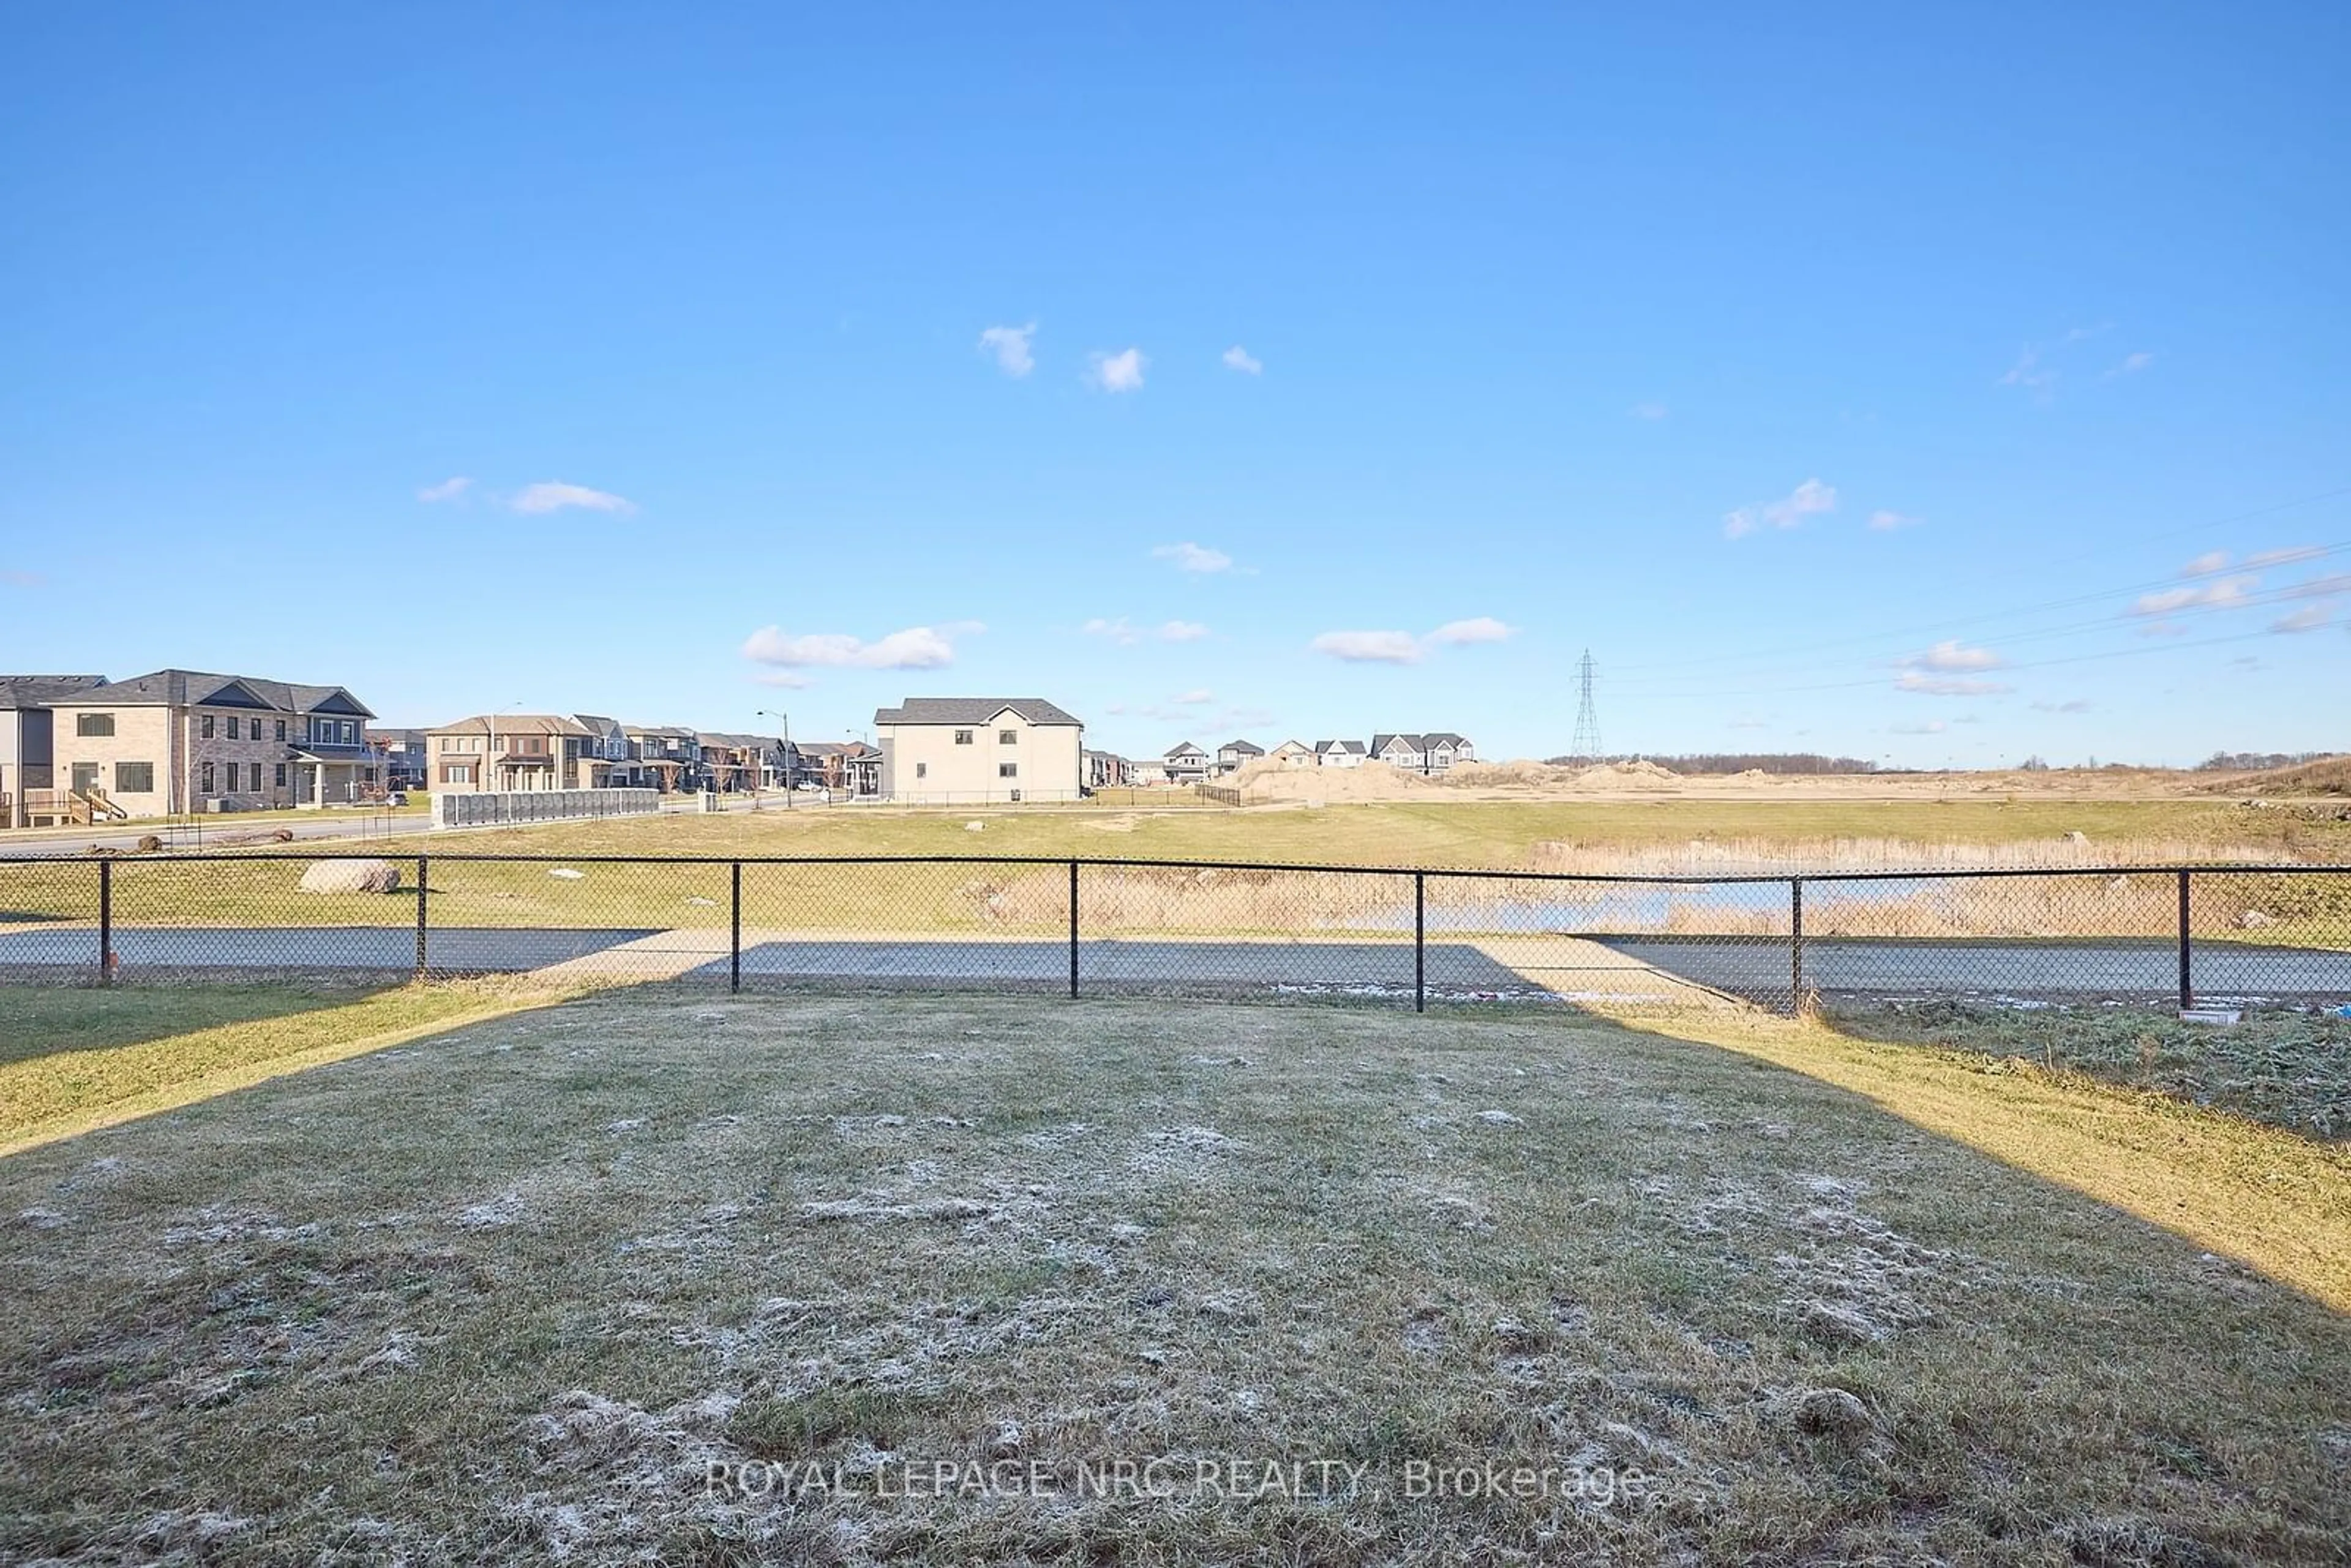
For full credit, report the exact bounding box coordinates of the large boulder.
[298,858,403,895]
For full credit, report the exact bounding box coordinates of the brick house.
[37,669,379,818]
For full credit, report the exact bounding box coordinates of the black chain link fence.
[0,853,2346,1015]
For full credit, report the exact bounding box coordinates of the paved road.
[1,925,2344,1006]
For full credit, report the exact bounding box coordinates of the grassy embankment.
[0,988,2344,1562]
[3,798,2345,940]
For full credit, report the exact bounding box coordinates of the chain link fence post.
[1790,876,1804,1015]
[730,861,743,995]
[99,857,113,986]
[414,856,429,980]
[2176,868,2192,1011]
[1414,871,1426,1013]
[1068,860,1079,999]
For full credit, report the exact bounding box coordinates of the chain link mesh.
[0,855,2344,1016]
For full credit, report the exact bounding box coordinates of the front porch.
[288,750,380,809]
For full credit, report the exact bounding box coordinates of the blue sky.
[3,4,2345,765]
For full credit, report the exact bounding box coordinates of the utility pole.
[757,710,793,809]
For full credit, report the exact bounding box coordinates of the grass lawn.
[1,990,2345,1563]
[0,982,566,1154]
[1826,1000,2351,1141]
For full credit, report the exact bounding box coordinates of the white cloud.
[753,671,814,689]
[1723,478,1835,539]
[417,476,473,503]
[1311,630,1423,664]
[2181,550,2232,577]
[1221,345,1262,375]
[2271,604,2333,634]
[1311,617,1513,664]
[2031,699,2092,715]
[1427,617,1513,647]
[1867,509,1922,531]
[1999,346,2057,396]
[512,481,636,516]
[1152,542,1234,574]
[740,623,973,671]
[978,323,1037,378]
[1900,640,2004,673]
[1089,347,1146,393]
[2246,545,2324,569]
[2108,351,2155,377]
[1085,616,1209,645]
[2281,572,2351,599]
[1628,401,1668,421]
[1895,672,2015,697]
[1173,688,1215,705]
[1891,720,1948,735]
[2129,574,2259,615]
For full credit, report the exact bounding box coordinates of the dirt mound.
[1231,758,1443,803]
[2202,756,2351,797]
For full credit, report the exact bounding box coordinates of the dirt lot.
[2,992,2345,1564]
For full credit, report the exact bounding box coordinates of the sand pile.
[1230,758,1443,803]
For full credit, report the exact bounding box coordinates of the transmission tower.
[1568,650,1602,762]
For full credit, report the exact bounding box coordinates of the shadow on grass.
[0,984,392,1069]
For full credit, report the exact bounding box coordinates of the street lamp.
[756,710,793,810]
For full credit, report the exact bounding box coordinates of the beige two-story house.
[425,715,602,793]
[39,669,379,818]
[875,697,1083,804]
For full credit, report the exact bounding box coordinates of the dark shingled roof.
[0,675,108,707]
[873,697,1082,727]
[66,669,374,718]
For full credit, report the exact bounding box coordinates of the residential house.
[572,715,637,785]
[1268,740,1317,770]
[425,715,598,793]
[1370,733,1427,773]
[41,669,379,818]
[874,697,1084,803]
[1213,739,1265,776]
[1313,739,1368,769]
[696,732,777,793]
[843,740,882,797]
[1420,732,1475,772]
[0,675,107,827]
[367,728,432,792]
[1161,742,1210,784]
[1128,759,1170,786]
[624,726,702,793]
[1084,749,1131,789]
[790,740,882,795]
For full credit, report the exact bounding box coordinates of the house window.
[201,761,216,793]
[227,716,240,740]
[76,713,115,737]
[201,715,216,739]
[276,763,288,787]
[999,729,1018,745]
[953,729,973,745]
[116,762,154,793]
[445,763,473,785]
[276,719,287,740]
[341,721,358,744]
[250,763,266,791]
[915,762,928,779]
[999,762,1018,778]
